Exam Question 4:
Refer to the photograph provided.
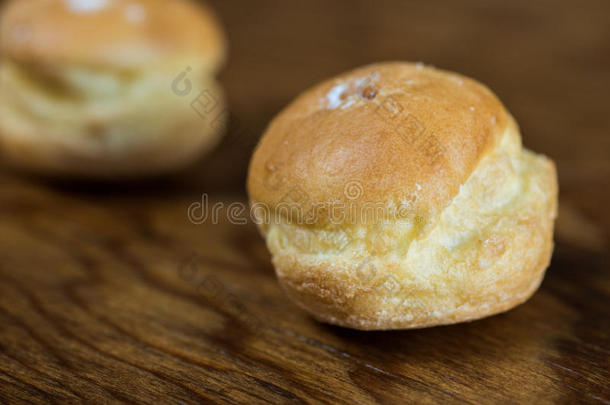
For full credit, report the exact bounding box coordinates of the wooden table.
[1,1,608,403]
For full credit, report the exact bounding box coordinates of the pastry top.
[0,0,226,70]
[248,62,511,225]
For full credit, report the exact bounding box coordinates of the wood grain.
[1,0,609,403]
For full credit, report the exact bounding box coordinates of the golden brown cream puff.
[248,62,558,330]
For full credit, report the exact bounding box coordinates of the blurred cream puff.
[248,62,558,330]
[0,0,227,177]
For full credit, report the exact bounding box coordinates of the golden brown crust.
[0,0,226,70]
[248,62,509,225]
[247,62,558,330]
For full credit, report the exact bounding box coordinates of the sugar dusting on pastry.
[326,83,347,109]
[323,72,380,110]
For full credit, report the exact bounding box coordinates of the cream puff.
[0,0,226,177]
[248,62,558,330]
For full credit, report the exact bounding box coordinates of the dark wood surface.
[1,1,609,403]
